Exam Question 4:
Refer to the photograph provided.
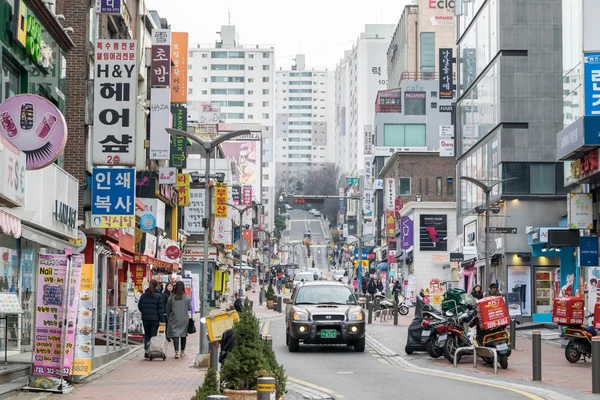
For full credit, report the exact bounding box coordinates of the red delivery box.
[594,303,600,329]
[552,297,584,325]
[476,296,510,330]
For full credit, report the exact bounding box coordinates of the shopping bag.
[188,318,197,334]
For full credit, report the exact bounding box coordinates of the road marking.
[399,368,544,400]
[378,358,390,365]
[288,377,344,398]
[261,320,270,338]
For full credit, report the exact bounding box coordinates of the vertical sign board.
[150,88,171,160]
[92,40,138,166]
[584,52,600,116]
[91,168,135,228]
[170,32,188,103]
[73,263,94,375]
[151,29,171,87]
[184,189,205,234]
[96,0,121,14]
[175,173,191,207]
[170,105,188,168]
[384,178,395,210]
[214,183,228,218]
[242,185,252,205]
[439,48,453,99]
[339,188,345,214]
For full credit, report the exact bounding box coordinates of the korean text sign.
[32,254,83,377]
[439,48,453,99]
[214,183,228,218]
[170,105,187,168]
[92,40,138,166]
[91,168,135,228]
[150,87,171,160]
[184,189,205,234]
[170,32,188,103]
[73,263,94,376]
[151,29,171,86]
[584,52,600,116]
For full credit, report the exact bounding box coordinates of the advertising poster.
[73,264,94,375]
[184,189,205,234]
[507,265,531,317]
[221,141,261,203]
[419,215,448,251]
[32,254,83,378]
[399,217,413,250]
[588,267,600,316]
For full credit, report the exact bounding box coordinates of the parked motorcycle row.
[405,291,513,369]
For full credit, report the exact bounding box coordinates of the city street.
[285,209,330,271]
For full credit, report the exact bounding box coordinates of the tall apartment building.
[274,55,335,190]
[335,24,396,177]
[387,0,457,89]
[454,0,566,312]
[187,26,276,229]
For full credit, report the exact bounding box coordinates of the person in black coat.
[162,282,174,342]
[367,278,377,301]
[138,279,165,358]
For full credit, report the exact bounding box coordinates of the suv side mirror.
[283,298,291,304]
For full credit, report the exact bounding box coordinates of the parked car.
[285,204,293,210]
[293,272,315,290]
[332,270,345,282]
[307,267,322,280]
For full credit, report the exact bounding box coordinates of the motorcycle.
[424,317,453,358]
[564,312,596,363]
[405,295,437,354]
[374,292,409,316]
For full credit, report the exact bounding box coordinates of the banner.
[419,215,448,251]
[151,29,171,86]
[221,141,261,203]
[150,88,171,160]
[73,263,94,375]
[170,32,188,103]
[169,105,188,168]
[214,183,228,218]
[32,254,83,378]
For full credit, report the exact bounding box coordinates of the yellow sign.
[177,185,190,206]
[80,263,94,291]
[91,215,135,228]
[72,358,92,376]
[431,293,442,306]
[214,183,228,218]
[225,244,234,250]
[176,173,191,187]
[73,263,94,376]
[206,310,239,342]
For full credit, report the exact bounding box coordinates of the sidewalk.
[366,321,595,395]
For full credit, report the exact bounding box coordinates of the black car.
[283,281,366,353]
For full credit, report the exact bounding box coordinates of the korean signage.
[394,198,403,218]
[440,139,455,157]
[384,178,395,210]
[92,40,138,166]
[568,193,593,229]
[214,183,228,218]
[96,0,121,14]
[439,48,453,99]
[339,188,345,214]
[385,212,395,236]
[439,125,454,138]
[363,191,372,217]
[197,103,220,124]
[170,32,188,103]
[33,254,83,378]
[232,185,241,205]
[184,189,205,234]
[158,167,176,184]
[584,52,600,116]
[580,236,599,267]
[73,263,94,376]
[214,218,232,244]
[400,217,413,250]
[462,48,477,92]
[242,185,252,205]
[91,168,135,228]
[347,217,357,235]
[0,140,26,207]
[170,105,188,168]
[151,29,171,87]
[570,149,599,179]
[373,146,427,156]
[150,87,171,160]
[557,117,600,161]
[175,173,191,207]
[135,198,166,230]
[420,215,448,251]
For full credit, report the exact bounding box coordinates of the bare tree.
[299,164,343,224]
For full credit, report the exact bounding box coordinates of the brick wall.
[383,154,457,204]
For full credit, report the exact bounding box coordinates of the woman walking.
[138,279,165,358]
[162,282,174,342]
[166,281,192,359]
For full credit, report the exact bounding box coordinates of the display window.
[535,266,560,314]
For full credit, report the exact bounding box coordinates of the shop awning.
[135,198,146,211]
[132,254,178,271]
[106,241,122,256]
[0,209,21,239]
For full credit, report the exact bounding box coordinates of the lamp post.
[460,176,516,290]
[222,202,262,302]
[165,128,249,356]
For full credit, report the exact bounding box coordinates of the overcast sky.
[144,0,409,70]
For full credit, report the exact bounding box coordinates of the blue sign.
[556,116,600,160]
[580,236,599,267]
[140,214,156,231]
[353,248,369,259]
[98,0,122,15]
[347,178,358,186]
[585,52,600,117]
[233,226,241,242]
[91,168,135,228]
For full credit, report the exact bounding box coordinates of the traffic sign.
[347,178,359,186]
[487,227,517,234]
[293,198,325,204]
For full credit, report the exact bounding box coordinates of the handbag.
[187,318,197,334]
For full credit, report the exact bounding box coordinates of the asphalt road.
[270,317,536,400]
[286,209,330,271]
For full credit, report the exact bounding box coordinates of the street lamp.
[460,176,516,291]
[222,202,262,303]
[165,127,249,356]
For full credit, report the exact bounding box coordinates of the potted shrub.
[220,305,286,400]
[192,367,220,400]
[266,284,275,309]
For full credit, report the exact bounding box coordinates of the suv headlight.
[348,312,364,321]
[293,311,309,321]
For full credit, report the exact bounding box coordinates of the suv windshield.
[294,286,357,305]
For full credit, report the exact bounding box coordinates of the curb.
[365,336,581,400]
[286,381,334,400]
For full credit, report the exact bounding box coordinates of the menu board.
[32,254,83,378]
[0,293,22,314]
[73,264,94,376]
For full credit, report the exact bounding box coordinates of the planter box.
[223,389,258,400]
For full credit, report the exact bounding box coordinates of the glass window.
[383,124,426,147]
[420,32,435,72]
[262,65,270,71]
[262,89,269,95]
[262,113,270,119]
[229,64,245,70]
[398,178,411,195]
[263,52,271,58]
[289,97,311,101]
[404,92,426,115]
[188,88,193,95]
[211,64,227,70]
[290,72,312,77]
[2,62,20,101]
[202,53,208,58]
[502,163,529,194]
[227,101,244,107]
[262,77,269,83]
[228,51,245,58]
[262,101,269,107]
[447,177,454,195]
[289,105,311,110]
[437,177,442,195]
[229,89,244,95]
[226,113,244,119]
[188,76,193,82]
[211,51,227,58]
[289,89,312,93]
[556,163,570,194]
[530,164,556,194]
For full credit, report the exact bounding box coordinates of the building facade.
[187,25,275,228]
[454,0,566,319]
[274,55,335,190]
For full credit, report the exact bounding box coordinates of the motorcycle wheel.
[405,344,414,355]
[565,342,581,363]
[427,338,443,358]
[498,354,508,369]
[444,335,461,364]
[399,305,409,316]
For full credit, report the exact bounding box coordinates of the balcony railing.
[399,71,438,84]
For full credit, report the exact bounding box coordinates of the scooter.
[375,292,409,316]
[564,313,596,363]
[443,309,477,363]
[405,295,436,354]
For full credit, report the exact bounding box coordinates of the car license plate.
[422,330,431,337]
[438,333,447,342]
[496,343,508,351]
[321,330,337,339]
